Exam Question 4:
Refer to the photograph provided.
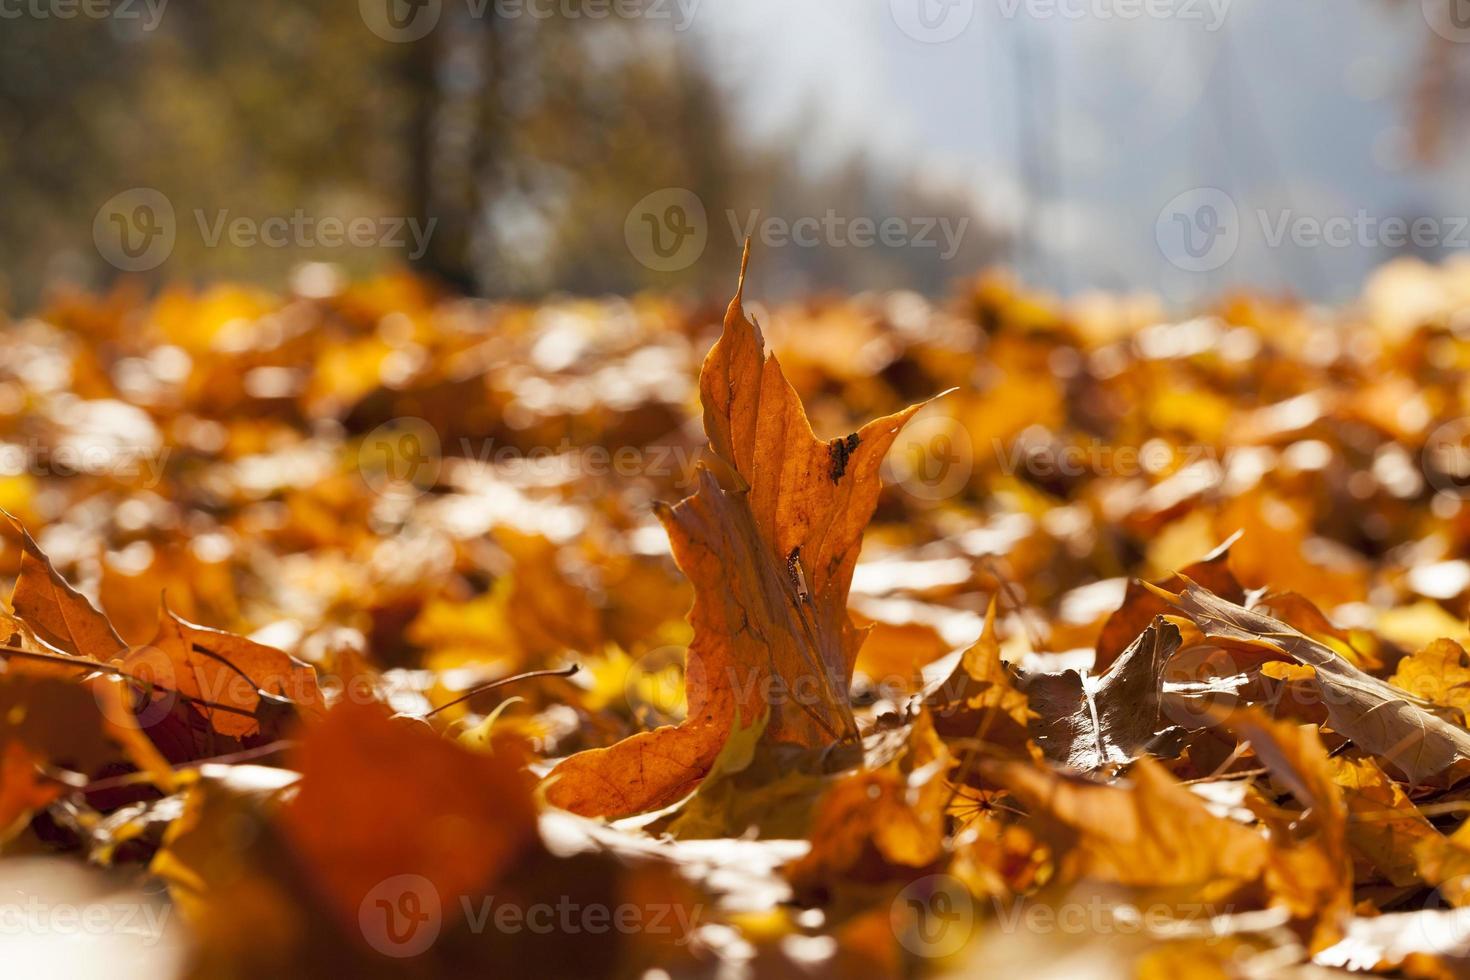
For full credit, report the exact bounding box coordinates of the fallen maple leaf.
[1330,753,1437,888]
[0,672,173,838]
[1164,580,1470,786]
[924,598,1036,755]
[786,710,951,898]
[1023,619,1185,773]
[131,606,325,741]
[979,754,1271,895]
[0,740,61,838]
[279,701,540,938]
[1414,816,1470,906]
[1214,707,1352,946]
[0,519,324,784]
[544,248,930,818]
[1093,534,1241,674]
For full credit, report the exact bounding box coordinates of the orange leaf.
[1093,534,1241,674]
[0,741,64,837]
[7,517,124,661]
[129,607,326,741]
[279,700,539,939]
[544,247,929,817]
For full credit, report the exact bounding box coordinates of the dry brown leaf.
[1165,581,1470,786]
[1216,708,1352,944]
[979,755,1270,895]
[786,710,951,897]
[1023,619,1185,773]
[1330,754,1438,887]
[279,700,540,938]
[1093,535,1241,674]
[924,598,1036,754]
[1415,816,1470,905]
[544,249,928,817]
[7,517,124,661]
[0,672,173,838]
[130,607,326,741]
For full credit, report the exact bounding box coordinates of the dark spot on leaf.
[827,432,860,483]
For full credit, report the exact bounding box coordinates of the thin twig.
[983,556,1046,654]
[1182,766,1267,785]
[423,664,580,718]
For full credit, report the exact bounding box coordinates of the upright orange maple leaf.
[545,248,930,817]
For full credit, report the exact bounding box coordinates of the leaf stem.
[422,663,580,718]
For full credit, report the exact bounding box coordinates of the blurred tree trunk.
[401,15,499,294]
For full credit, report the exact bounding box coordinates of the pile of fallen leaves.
[6,249,1470,978]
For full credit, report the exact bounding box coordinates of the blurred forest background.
[1,0,1468,310]
[0,0,1002,310]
